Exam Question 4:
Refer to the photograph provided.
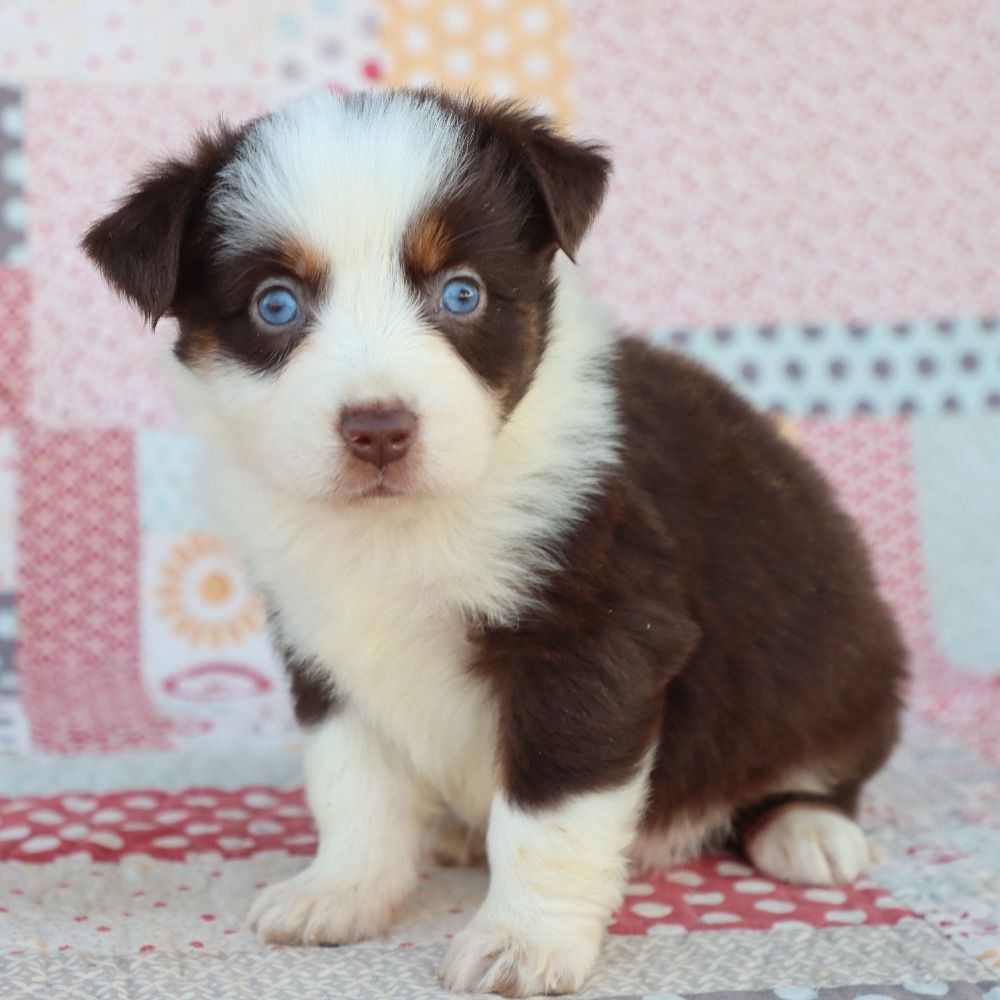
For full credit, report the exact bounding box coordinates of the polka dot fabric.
[0,784,909,933]
[382,0,574,120]
[0,787,315,863]
[0,1,382,96]
[657,318,1000,417]
[610,857,909,936]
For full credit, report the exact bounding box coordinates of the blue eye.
[440,277,481,315]
[256,286,301,327]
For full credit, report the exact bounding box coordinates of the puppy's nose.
[339,406,417,468]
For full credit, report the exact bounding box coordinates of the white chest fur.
[212,479,502,827]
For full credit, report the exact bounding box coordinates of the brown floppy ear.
[517,122,611,261]
[81,125,242,325]
[478,102,612,261]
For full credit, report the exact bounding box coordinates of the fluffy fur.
[83,87,906,997]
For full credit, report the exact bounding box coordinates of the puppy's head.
[83,89,610,503]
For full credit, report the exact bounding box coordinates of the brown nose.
[339,406,417,468]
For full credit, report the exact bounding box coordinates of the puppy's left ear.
[480,102,611,261]
[82,125,241,325]
[515,119,611,261]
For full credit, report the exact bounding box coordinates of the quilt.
[0,1,998,997]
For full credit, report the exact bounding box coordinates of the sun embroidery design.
[157,534,265,647]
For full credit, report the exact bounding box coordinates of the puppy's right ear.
[81,125,242,325]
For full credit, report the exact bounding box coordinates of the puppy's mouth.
[338,464,422,503]
[356,479,406,500]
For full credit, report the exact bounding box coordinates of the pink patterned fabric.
[0,269,27,426]
[573,0,1000,329]
[25,83,264,430]
[17,429,171,752]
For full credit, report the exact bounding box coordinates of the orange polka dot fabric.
[382,0,575,121]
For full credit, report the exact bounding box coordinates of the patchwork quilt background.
[0,1,998,997]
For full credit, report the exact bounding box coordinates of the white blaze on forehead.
[210,89,468,265]
[181,90,500,510]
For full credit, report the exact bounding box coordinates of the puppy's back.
[615,338,905,830]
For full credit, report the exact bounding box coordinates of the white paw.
[747,806,872,886]
[248,862,403,946]
[439,919,600,997]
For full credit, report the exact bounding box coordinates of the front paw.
[439,918,600,997]
[248,862,404,946]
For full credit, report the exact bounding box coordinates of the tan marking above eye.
[274,239,329,290]
[404,211,452,277]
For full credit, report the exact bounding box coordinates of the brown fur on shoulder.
[474,339,906,829]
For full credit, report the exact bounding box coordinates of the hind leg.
[740,705,897,888]
[744,800,872,887]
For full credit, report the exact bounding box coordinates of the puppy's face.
[84,90,609,503]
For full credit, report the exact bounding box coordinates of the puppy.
[84,88,905,997]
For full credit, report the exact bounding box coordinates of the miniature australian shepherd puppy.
[84,88,905,996]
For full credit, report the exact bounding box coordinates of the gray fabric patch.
[0,925,992,1000]
[0,86,26,266]
[0,591,17,698]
